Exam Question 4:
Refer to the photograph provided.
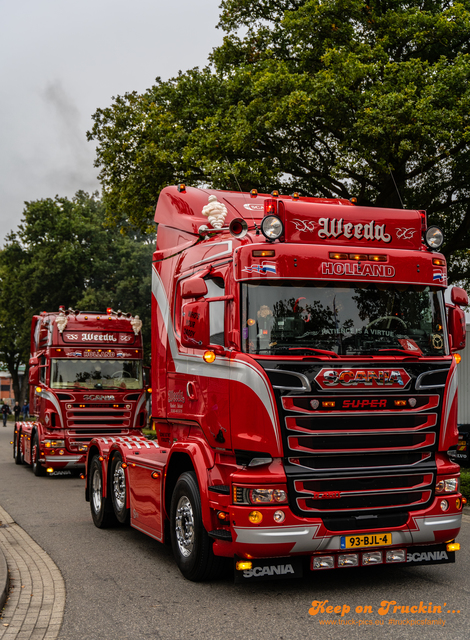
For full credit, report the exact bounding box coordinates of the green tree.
[0,191,154,402]
[89,0,470,285]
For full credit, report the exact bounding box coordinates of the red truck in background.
[13,307,147,476]
[86,186,467,582]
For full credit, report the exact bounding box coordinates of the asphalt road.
[1,422,470,640]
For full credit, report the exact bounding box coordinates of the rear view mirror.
[181,299,210,348]
[451,286,468,307]
[181,277,208,299]
[448,305,466,351]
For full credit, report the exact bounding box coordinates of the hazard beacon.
[86,186,467,582]
[14,308,147,476]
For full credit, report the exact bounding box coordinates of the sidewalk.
[0,505,65,639]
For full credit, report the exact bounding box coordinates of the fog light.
[338,554,358,567]
[236,561,252,571]
[362,551,382,565]
[440,499,449,511]
[273,510,285,523]
[386,549,406,563]
[249,511,263,524]
[446,542,460,552]
[313,556,335,570]
[59,450,64,455]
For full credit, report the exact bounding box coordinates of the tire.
[110,453,130,524]
[89,455,117,528]
[13,430,23,465]
[170,471,224,582]
[32,433,46,476]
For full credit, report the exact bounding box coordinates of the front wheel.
[170,471,224,581]
[89,455,117,528]
[110,453,130,524]
[32,434,46,476]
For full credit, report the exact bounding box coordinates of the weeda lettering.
[318,218,392,243]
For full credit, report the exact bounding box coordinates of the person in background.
[2,402,11,427]
[13,401,21,422]
[22,401,29,420]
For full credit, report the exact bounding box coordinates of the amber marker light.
[47,468,54,473]
[349,253,368,261]
[203,350,216,363]
[98,456,104,462]
[369,254,387,262]
[322,401,335,408]
[394,400,407,407]
[80,474,85,479]
[329,252,348,260]
[249,511,263,524]
[36,387,42,394]
[236,561,253,570]
[433,258,446,266]
[447,542,460,552]
[122,463,128,469]
[252,250,275,257]
[454,353,462,364]
[151,471,159,479]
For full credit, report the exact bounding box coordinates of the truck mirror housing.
[448,305,466,351]
[181,277,208,299]
[450,286,468,307]
[29,365,40,386]
[181,300,210,348]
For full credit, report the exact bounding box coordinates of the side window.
[205,277,225,346]
[39,356,47,384]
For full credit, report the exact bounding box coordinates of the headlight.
[435,477,459,494]
[425,226,444,250]
[261,215,283,240]
[44,439,65,448]
[233,485,288,505]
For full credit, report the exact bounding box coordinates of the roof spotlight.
[424,226,444,250]
[261,215,283,241]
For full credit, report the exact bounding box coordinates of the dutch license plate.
[340,533,392,549]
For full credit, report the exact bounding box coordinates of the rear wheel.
[90,455,117,528]
[32,434,46,476]
[110,453,130,524]
[13,430,23,465]
[170,471,224,581]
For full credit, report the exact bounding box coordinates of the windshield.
[241,282,446,357]
[50,359,143,389]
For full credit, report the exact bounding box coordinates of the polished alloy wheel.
[92,469,102,513]
[112,461,126,511]
[175,496,195,558]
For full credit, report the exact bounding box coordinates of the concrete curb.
[0,541,8,612]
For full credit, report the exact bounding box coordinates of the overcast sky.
[0,0,223,244]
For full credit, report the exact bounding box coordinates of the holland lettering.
[321,262,395,278]
[318,218,392,243]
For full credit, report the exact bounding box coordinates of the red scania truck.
[13,308,147,476]
[86,186,467,581]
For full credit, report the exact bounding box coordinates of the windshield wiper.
[287,347,340,358]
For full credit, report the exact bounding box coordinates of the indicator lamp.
[236,561,252,570]
[454,354,462,364]
[249,511,263,524]
[203,351,216,363]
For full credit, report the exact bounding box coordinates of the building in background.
[0,367,26,406]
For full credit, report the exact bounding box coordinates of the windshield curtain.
[50,359,143,389]
[241,281,447,357]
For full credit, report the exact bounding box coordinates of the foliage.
[460,467,470,501]
[89,0,470,285]
[0,192,154,401]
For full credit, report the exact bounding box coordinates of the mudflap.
[234,556,303,583]
[406,544,455,566]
